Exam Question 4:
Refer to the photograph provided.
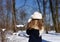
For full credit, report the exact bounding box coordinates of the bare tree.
[0,0,3,29]
[6,0,12,31]
[12,0,17,32]
[43,0,49,33]
[36,0,41,12]
[49,0,55,31]
[0,0,6,42]
[55,0,60,32]
[20,9,27,24]
[49,0,60,32]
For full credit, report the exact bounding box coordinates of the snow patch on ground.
[5,30,60,42]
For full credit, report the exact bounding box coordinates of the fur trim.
[39,26,44,36]
[28,18,32,23]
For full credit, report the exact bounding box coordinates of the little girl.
[26,11,44,42]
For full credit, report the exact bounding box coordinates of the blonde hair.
[27,19,43,30]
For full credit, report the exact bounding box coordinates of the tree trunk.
[43,0,48,33]
[6,0,9,31]
[55,0,60,32]
[49,0,59,32]
[1,31,6,42]
[12,0,17,32]
[36,0,41,12]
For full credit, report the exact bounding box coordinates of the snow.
[42,34,60,42]
[2,29,6,31]
[6,30,60,42]
[16,25,24,27]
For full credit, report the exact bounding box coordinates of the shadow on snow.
[42,39,50,42]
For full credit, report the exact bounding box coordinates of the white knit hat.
[31,11,42,19]
[28,11,42,23]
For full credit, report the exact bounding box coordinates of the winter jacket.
[26,28,42,42]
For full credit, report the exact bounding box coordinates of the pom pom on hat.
[31,11,42,19]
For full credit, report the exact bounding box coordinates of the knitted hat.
[31,11,42,19]
[28,11,42,23]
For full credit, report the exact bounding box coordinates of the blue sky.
[16,0,25,8]
[15,0,38,16]
[15,0,43,15]
[15,0,53,25]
